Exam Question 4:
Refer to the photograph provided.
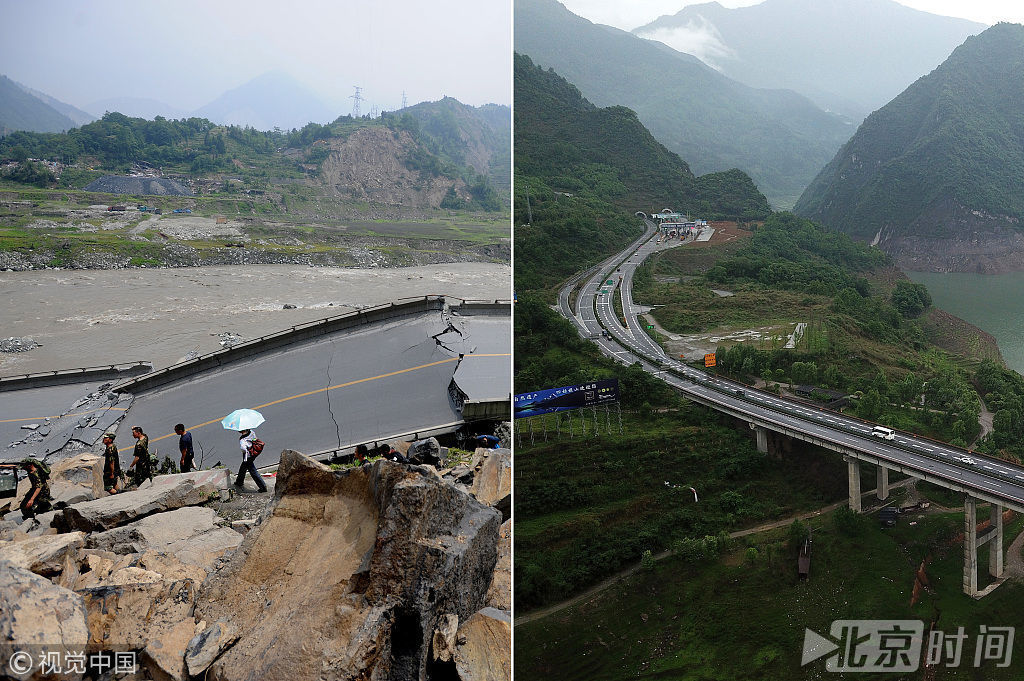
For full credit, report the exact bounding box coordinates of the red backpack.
[249,438,265,458]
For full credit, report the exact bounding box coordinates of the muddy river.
[0,263,510,376]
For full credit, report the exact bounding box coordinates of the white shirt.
[240,431,257,461]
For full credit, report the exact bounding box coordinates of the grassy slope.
[518,510,1024,681]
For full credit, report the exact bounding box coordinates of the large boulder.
[485,519,511,611]
[454,608,511,681]
[53,479,218,533]
[0,531,86,576]
[0,561,90,680]
[195,450,501,681]
[138,468,232,491]
[471,448,510,521]
[79,575,200,681]
[13,454,105,507]
[87,506,242,571]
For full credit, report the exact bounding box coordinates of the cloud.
[635,15,737,71]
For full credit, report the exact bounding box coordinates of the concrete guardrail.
[0,361,153,392]
[114,296,446,395]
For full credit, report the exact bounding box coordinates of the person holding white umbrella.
[222,409,268,493]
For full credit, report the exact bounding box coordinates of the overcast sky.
[559,0,1024,30]
[0,0,511,114]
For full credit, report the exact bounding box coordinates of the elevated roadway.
[558,221,1024,595]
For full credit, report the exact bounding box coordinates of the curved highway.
[560,221,1024,514]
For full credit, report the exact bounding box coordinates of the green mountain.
[401,97,510,189]
[794,23,1024,272]
[634,0,985,121]
[0,102,507,212]
[515,0,854,209]
[0,75,76,134]
[515,52,769,289]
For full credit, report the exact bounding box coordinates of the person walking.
[235,429,267,492]
[175,424,195,473]
[126,426,153,489]
[0,458,53,520]
[101,432,123,494]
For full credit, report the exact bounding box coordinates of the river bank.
[0,262,510,376]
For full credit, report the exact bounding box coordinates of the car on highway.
[958,455,977,465]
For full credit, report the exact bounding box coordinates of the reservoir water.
[907,270,1024,374]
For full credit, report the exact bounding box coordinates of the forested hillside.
[514,53,769,290]
[795,23,1024,249]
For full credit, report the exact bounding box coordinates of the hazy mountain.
[401,97,511,187]
[86,96,189,121]
[14,81,95,127]
[515,52,767,217]
[794,24,1024,273]
[634,0,985,120]
[0,75,76,134]
[515,0,853,209]
[193,72,338,131]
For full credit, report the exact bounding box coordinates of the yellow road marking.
[119,353,510,452]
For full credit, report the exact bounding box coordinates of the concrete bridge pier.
[964,497,1005,597]
[964,497,978,596]
[846,457,861,513]
[876,464,889,500]
[753,425,768,454]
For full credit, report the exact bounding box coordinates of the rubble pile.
[0,337,39,353]
[0,443,511,681]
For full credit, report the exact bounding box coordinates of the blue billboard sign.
[514,379,619,418]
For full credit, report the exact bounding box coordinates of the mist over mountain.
[794,23,1024,273]
[515,0,853,209]
[14,81,95,127]
[193,72,338,132]
[634,0,985,121]
[0,75,76,134]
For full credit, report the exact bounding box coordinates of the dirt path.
[514,480,914,626]
[1004,524,1024,578]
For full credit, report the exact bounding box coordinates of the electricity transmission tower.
[401,91,408,110]
[350,86,365,117]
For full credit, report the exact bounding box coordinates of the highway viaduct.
[559,219,1021,597]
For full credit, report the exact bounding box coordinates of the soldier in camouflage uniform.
[1,458,53,520]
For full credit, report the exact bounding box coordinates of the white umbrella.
[221,408,265,431]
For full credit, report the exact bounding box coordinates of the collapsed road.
[1,296,511,469]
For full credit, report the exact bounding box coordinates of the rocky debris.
[53,480,218,533]
[1,510,60,538]
[83,175,193,196]
[87,507,243,571]
[0,561,90,673]
[62,549,206,592]
[453,608,512,681]
[80,575,199,680]
[0,336,39,353]
[185,620,240,678]
[432,613,460,663]
[485,520,511,611]
[407,436,445,467]
[0,531,86,576]
[5,388,131,461]
[193,450,502,681]
[215,331,244,348]
[471,448,511,522]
